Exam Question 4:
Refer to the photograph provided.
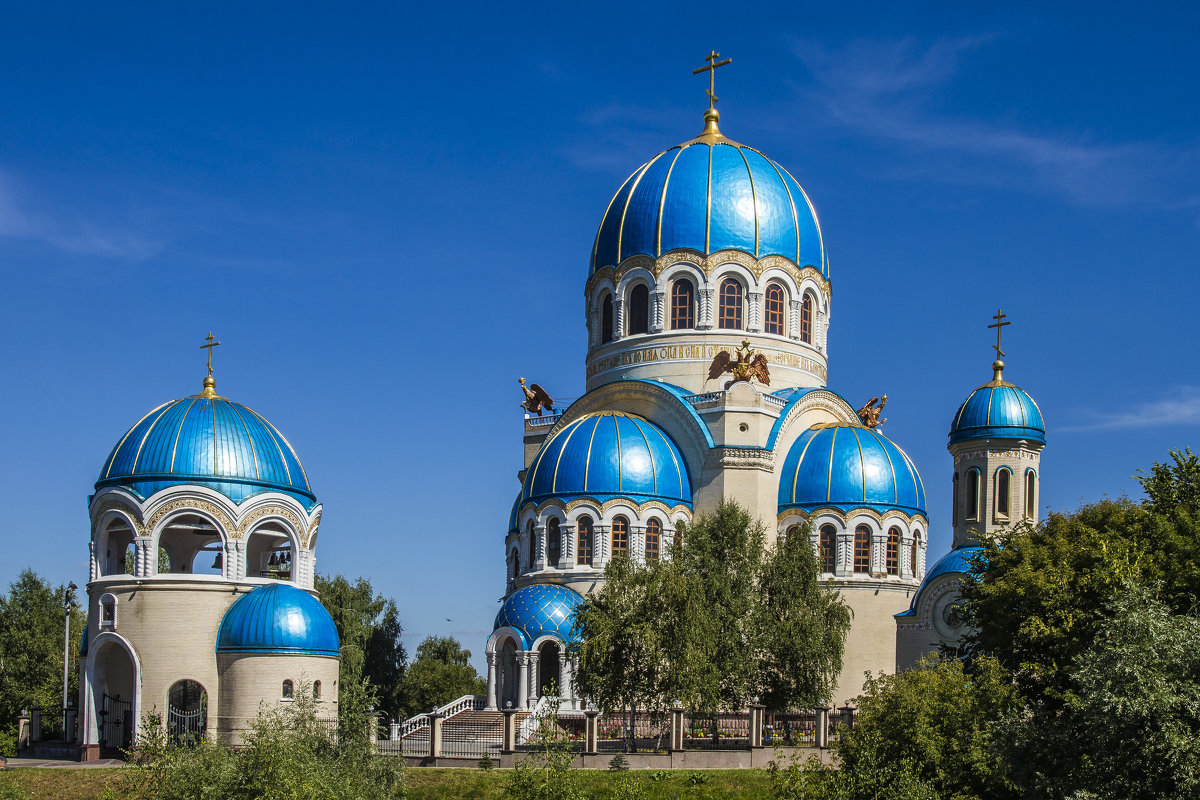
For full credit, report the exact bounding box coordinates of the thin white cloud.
[1058,386,1200,432]
[791,36,1200,209]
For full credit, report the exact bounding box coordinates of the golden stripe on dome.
[906,448,926,505]
[758,153,802,267]
[211,399,218,475]
[848,426,866,503]
[789,427,820,502]
[132,398,184,474]
[591,169,640,272]
[227,402,262,481]
[550,416,587,494]
[241,405,296,488]
[659,423,684,498]
[613,414,624,493]
[704,144,713,254]
[168,397,201,473]
[826,426,838,502]
[526,419,562,499]
[868,428,899,504]
[617,155,664,264]
[627,416,658,495]
[985,388,995,426]
[104,400,172,479]
[733,145,760,257]
[788,171,827,273]
[583,415,601,491]
[655,146,685,257]
[953,388,980,431]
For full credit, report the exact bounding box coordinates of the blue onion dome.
[896,546,983,617]
[520,412,691,508]
[590,113,827,277]
[779,423,926,516]
[217,582,339,657]
[493,583,585,648]
[949,361,1045,445]
[97,376,315,507]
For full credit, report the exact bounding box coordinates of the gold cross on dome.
[693,49,733,110]
[200,331,222,377]
[987,309,1010,359]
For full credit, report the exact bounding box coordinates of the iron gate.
[100,693,132,750]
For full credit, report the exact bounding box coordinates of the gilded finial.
[200,331,222,398]
[693,49,732,135]
[986,310,1012,386]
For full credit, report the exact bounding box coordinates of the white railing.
[684,391,725,407]
[516,696,552,744]
[762,394,788,410]
[399,694,486,738]
[525,413,561,428]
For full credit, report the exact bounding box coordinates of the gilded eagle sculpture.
[708,340,771,389]
[856,395,888,429]
[519,377,555,416]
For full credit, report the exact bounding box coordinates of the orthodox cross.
[200,331,222,377]
[692,50,732,110]
[987,309,1010,359]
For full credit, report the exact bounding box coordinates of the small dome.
[217,583,339,657]
[779,423,925,516]
[521,412,691,507]
[590,124,826,277]
[895,546,982,618]
[949,363,1045,445]
[493,583,585,648]
[98,381,315,506]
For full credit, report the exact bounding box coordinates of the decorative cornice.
[586,249,831,299]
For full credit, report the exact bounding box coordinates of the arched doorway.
[167,680,207,745]
[498,638,519,708]
[539,642,561,697]
[87,636,138,755]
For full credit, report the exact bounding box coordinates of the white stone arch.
[83,630,143,749]
[588,277,619,348]
[846,513,882,575]
[485,626,527,711]
[565,504,602,569]
[709,263,754,330]
[805,511,846,574]
[908,520,928,579]
[880,516,909,578]
[658,260,706,293]
[93,509,141,579]
[600,502,639,565]
[242,509,304,584]
[144,491,236,578]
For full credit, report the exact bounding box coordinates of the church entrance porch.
[82,633,140,759]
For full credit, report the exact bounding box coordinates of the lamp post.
[62,581,77,739]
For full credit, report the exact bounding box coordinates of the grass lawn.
[0,766,780,799]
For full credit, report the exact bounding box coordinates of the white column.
[836,532,852,577]
[534,526,546,570]
[562,525,575,568]
[517,654,530,709]
[632,526,646,565]
[486,653,498,710]
[789,299,802,340]
[135,537,153,577]
[613,298,625,341]
[747,291,763,332]
[651,291,665,332]
[559,653,573,709]
[917,542,927,579]
[89,540,99,582]
[873,532,887,576]
[900,534,914,579]
[698,288,714,329]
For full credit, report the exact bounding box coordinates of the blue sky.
[2,2,1198,673]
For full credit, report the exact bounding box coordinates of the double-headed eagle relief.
[519,377,555,416]
[856,395,888,429]
[708,339,771,389]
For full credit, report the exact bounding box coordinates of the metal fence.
[595,711,670,754]
[682,711,750,750]
[763,710,818,746]
[440,717,503,759]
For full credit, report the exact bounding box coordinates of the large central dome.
[590,116,826,276]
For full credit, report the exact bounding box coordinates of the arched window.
[820,525,836,573]
[547,518,561,568]
[313,680,322,700]
[965,468,981,521]
[509,549,519,581]
[601,294,614,343]
[525,520,535,569]
[764,283,785,335]
[718,278,742,329]
[671,279,694,329]
[282,680,294,699]
[100,593,117,629]
[645,518,661,562]
[952,472,959,526]
[886,527,900,575]
[1025,470,1037,520]
[800,293,813,343]
[612,516,629,557]
[853,526,872,573]
[628,284,649,335]
[995,468,1012,520]
[167,680,207,745]
[577,516,593,566]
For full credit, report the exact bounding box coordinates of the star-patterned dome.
[492,583,585,648]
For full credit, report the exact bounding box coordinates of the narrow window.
[853,526,871,573]
[718,278,742,329]
[525,520,535,569]
[509,549,519,581]
[764,283,785,335]
[800,293,813,343]
[282,680,294,699]
[100,594,117,629]
[911,536,919,577]
[601,294,614,343]
[671,279,694,330]
[628,284,649,335]
[1025,470,1037,520]
[612,516,629,557]
[886,527,900,576]
[313,681,322,700]
[577,516,593,566]
[820,525,836,573]
[952,473,959,526]
[546,518,561,568]
[996,469,1012,519]
[965,468,981,521]
[645,518,661,562]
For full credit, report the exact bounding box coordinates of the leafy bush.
[506,697,579,800]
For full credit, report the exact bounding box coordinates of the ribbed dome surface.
[217,583,339,657]
[521,412,691,507]
[896,546,983,618]
[493,583,585,648]
[949,374,1045,445]
[590,134,826,276]
[98,389,314,506]
[779,424,925,516]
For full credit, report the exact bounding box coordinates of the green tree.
[398,636,485,720]
[314,574,406,722]
[0,570,85,756]
[754,524,851,711]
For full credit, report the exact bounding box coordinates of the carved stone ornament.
[144,497,236,538]
[236,503,306,543]
[91,499,146,537]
